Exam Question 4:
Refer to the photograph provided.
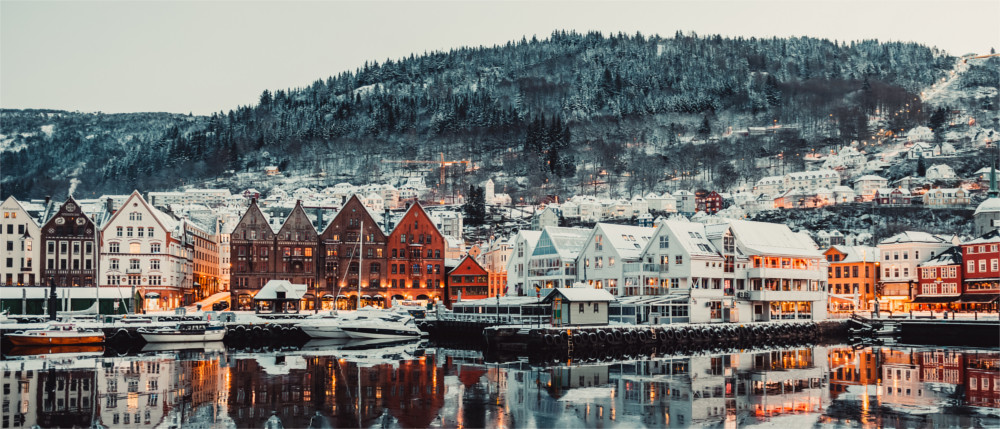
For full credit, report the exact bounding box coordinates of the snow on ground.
[40,124,54,138]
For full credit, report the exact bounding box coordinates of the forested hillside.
[1,31,960,200]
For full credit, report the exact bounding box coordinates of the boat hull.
[7,333,105,346]
[342,326,421,340]
[140,330,226,343]
[299,325,350,339]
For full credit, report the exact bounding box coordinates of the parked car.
[212,301,230,311]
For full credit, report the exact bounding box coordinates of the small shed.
[254,280,308,313]
[541,287,616,326]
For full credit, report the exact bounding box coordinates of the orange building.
[824,246,880,313]
[447,255,489,307]
[386,202,446,304]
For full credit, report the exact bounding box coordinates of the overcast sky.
[2,0,998,115]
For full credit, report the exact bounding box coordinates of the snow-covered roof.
[542,287,616,303]
[919,247,962,267]
[853,175,888,183]
[880,231,953,245]
[830,245,879,263]
[787,169,838,179]
[964,229,1000,245]
[254,280,308,301]
[592,223,655,259]
[656,220,720,257]
[974,198,1000,215]
[716,220,822,258]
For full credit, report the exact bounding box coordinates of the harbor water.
[1,341,997,428]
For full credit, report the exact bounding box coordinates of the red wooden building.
[914,246,962,311]
[447,255,489,307]
[274,202,320,309]
[960,230,1000,312]
[386,202,445,304]
[319,195,387,310]
[695,190,723,214]
[229,199,276,310]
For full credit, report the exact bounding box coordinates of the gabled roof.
[587,223,655,260]
[541,287,616,303]
[531,226,591,260]
[233,199,277,238]
[880,231,954,245]
[388,201,443,239]
[254,280,308,300]
[276,201,319,240]
[101,190,178,235]
[829,245,879,263]
[919,246,962,267]
[448,255,487,276]
[711,220,822,258]
[0,196,39,228]
[647,220,721,258]
[963,229,1000,245]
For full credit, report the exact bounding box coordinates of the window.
[110,259,119,270]
[968,261,975,273]
[980,260,987,272]
[127,227,133,237]
[151,260,160,270]
[48,241,55,254]
[130,259,140,270]
[147,227,154,237]
[137,227,144,237]
[992,259,998,272]
[116,226,123,237]
[594,302,600,313]
[151,243,160,253]
[130,243,140,254]
[675,255,683,265]
[149,276,161,286]
[579,303,584,313]
[659,236,669,249]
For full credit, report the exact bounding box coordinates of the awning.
[144,292,160,298]
[910,295,960,304]
[960,293,1000,303]
[361,295,372,299]
[322,294,336,299]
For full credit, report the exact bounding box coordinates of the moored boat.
[6,323,105,346]
[340,315,422,340]
[137,321,226,343]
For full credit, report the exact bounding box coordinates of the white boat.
[297,307,396,339]
[137,322,226,343]
[340,315,421,340]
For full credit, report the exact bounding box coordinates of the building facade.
[1,196,41,286]
[99,192,190,311]
[40,198,99,288]
[877,231,956,312]
[386,202,446,303]
[447,255,489,306]
[824,246,879,313]
[319,195,387,309]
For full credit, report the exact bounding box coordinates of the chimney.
[44,196,51,206]
[106,198,114,213]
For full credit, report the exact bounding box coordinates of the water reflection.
[1,343,997,428]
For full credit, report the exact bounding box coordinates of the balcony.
[126,268,142,274]
[642,264,670,274]
[747,267,825,281]
[745,289,825,302]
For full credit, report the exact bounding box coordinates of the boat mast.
[358,219,363,310]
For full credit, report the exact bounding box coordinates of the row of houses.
[497,219,830,323]
[0,192,220,311]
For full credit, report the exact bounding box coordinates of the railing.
[437,311,550,325]
[641,264,670,273]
